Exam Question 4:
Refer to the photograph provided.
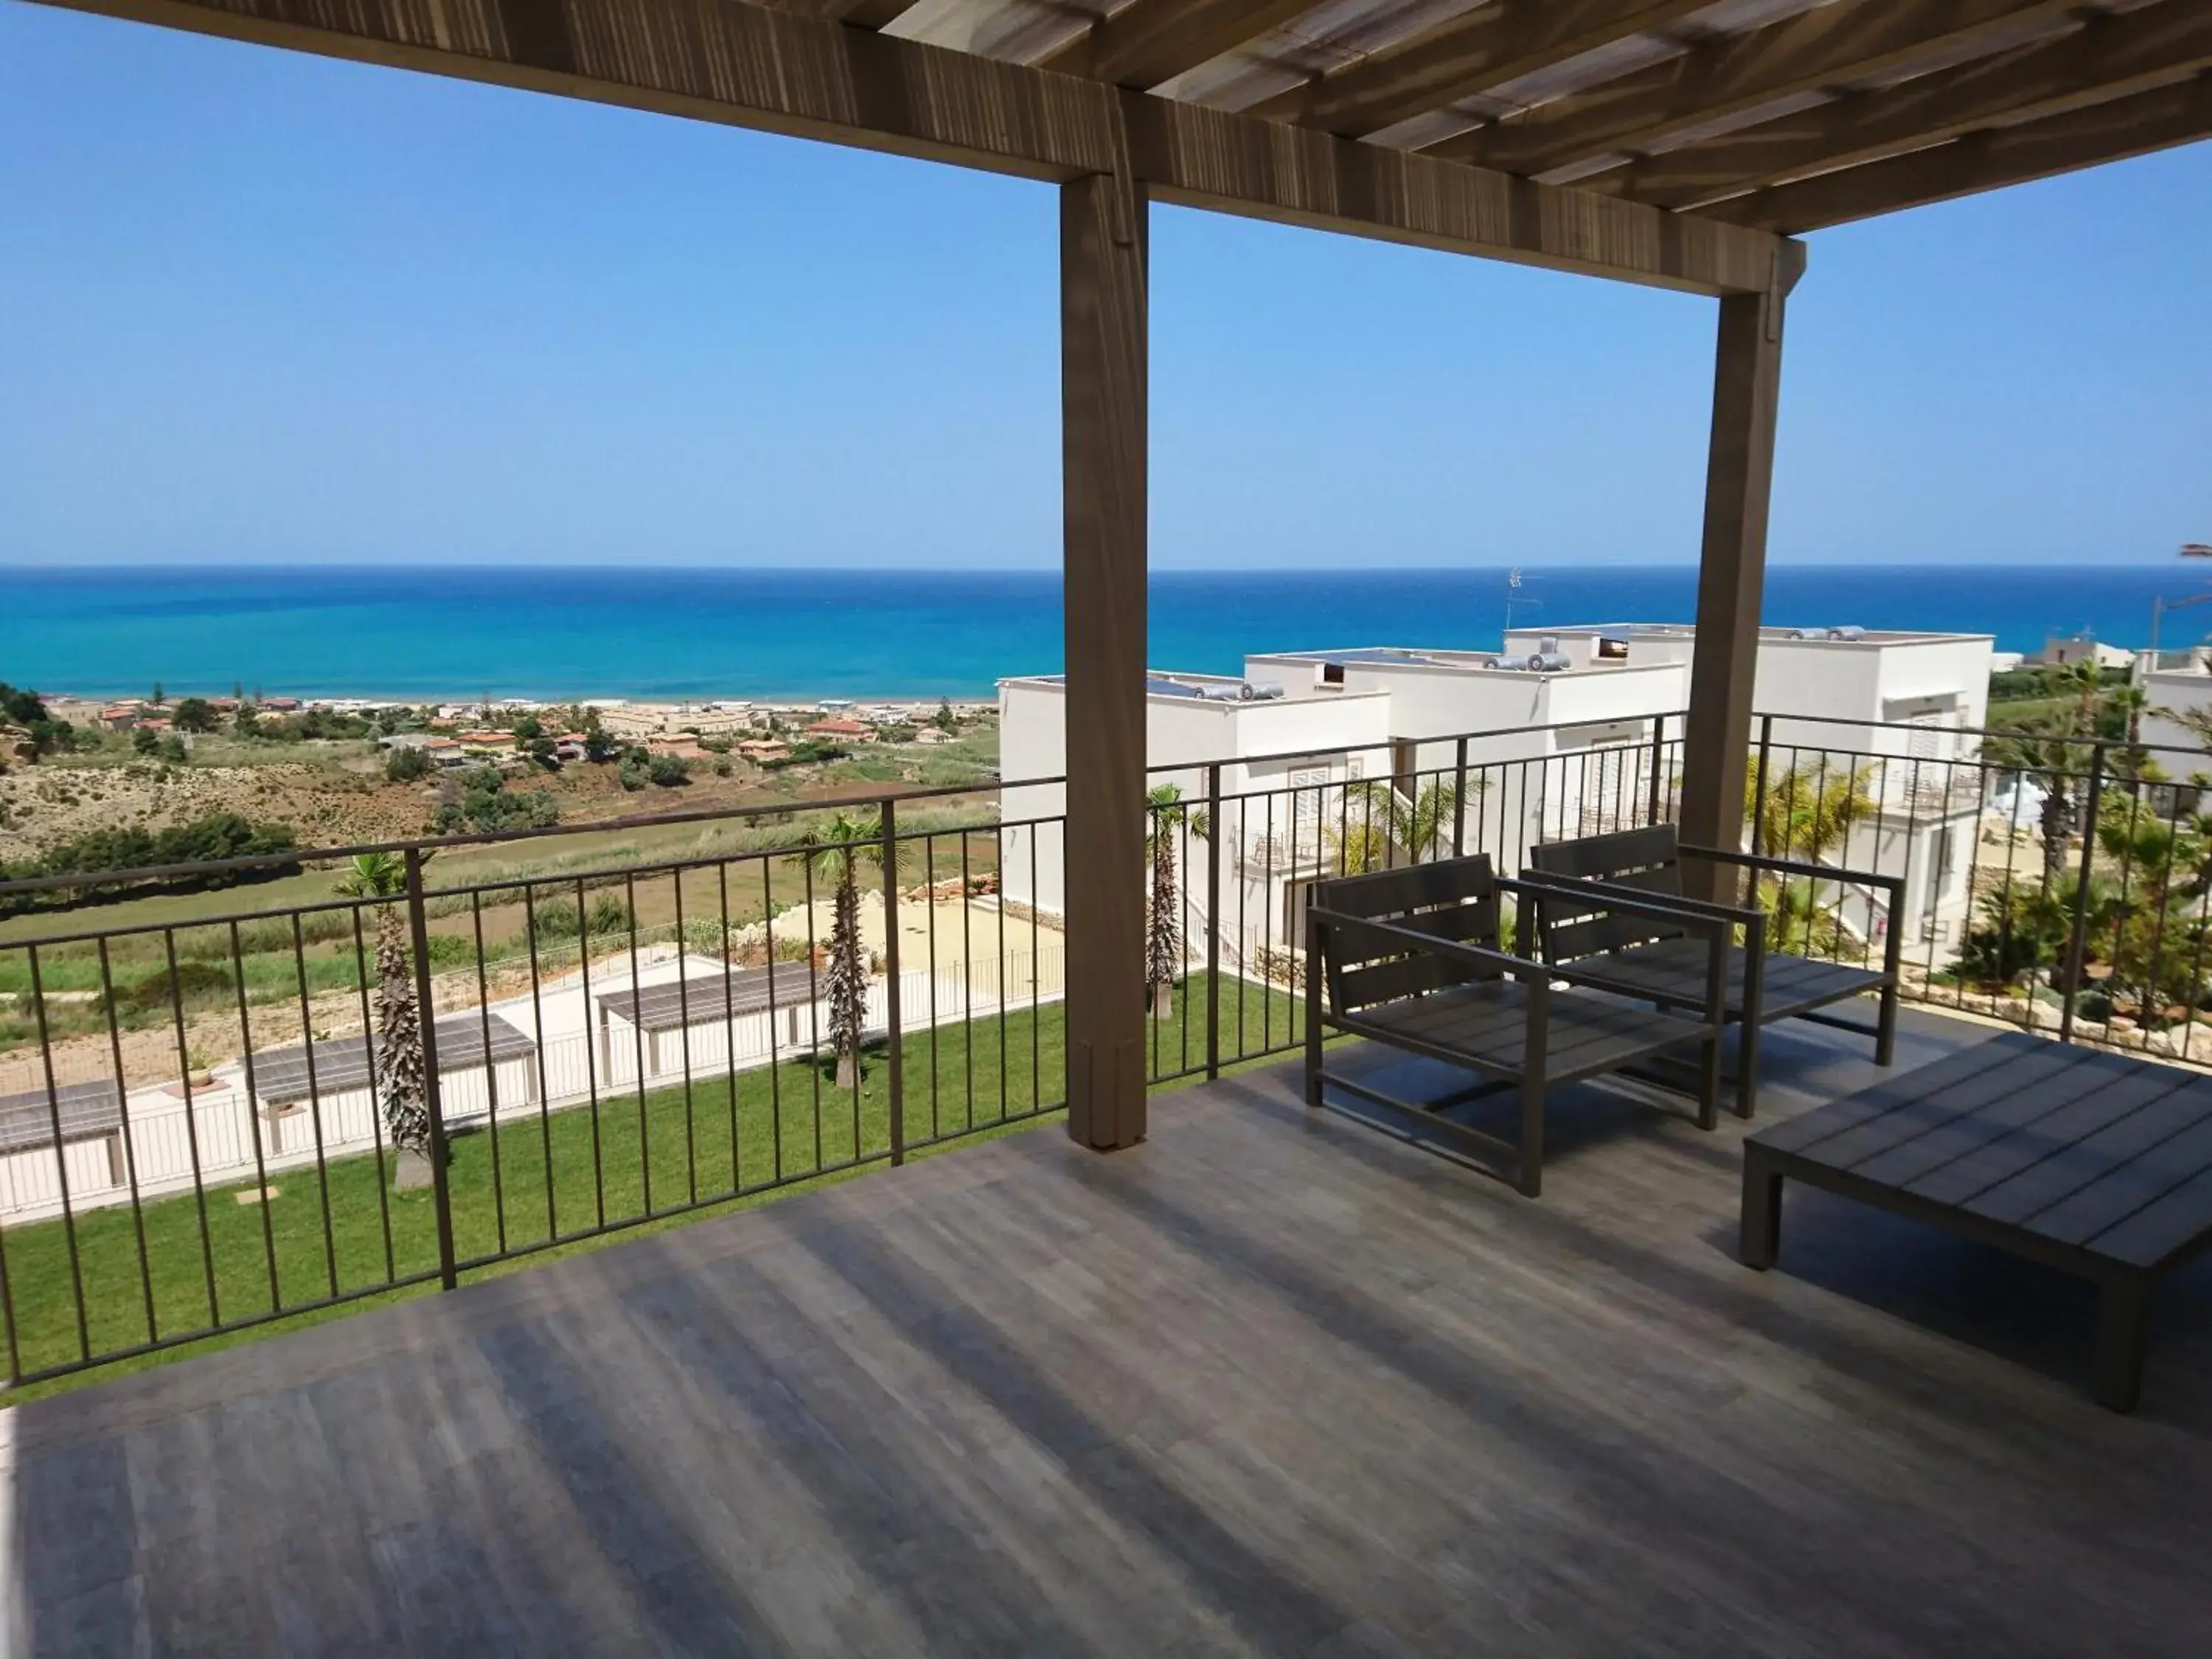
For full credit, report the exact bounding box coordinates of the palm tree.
[1346,779,1464,865]
[1981,718,2097,886]
[804,813,880,1088]
[335,851,433,1183]
[1743,762,1874,953]
[1144,785,1208,1018]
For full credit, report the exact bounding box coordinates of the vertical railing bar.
[27,945,93,1364]
[226,920,284,1316]
[960,832,975,1135]
[672,871,698,1205]
[290,914,341,1302]
[94,938,159,1346]
[1206,762,1222,1081]
[347,904,398,1282]
[1453,739,1469,857]
[2059,745,2108,1046]
[470,894,507,1259]
[925,834,941,1142]
[623,871,653,1217]
[522,884,558,1245]
[761,855,784,1186]
[164,928,223,1328]
[1029,815,1042,1112]
[881,802,905,1167]
[995,824,1009,1123]
[574,876,606,1233]
[405,849,460,1293]
[804,851,824,1170]
[717,860,741,1197]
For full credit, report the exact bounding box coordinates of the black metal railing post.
[880,800,905,1166]
[1453,739,1468,856]
[1206,763,1222,1081]
[1647,714,1666,825]
[405,846,460,1292]
[2058,742,2108,1046]
[1750,714,1774,857]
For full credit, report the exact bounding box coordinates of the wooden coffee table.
[1742,1031,2212,1411]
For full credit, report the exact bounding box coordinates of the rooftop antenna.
[1502,567,1532,642]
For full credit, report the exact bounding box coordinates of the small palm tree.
[1982,718,2098,886]
[1348,779,1464,864]
[1144,785,1209,1018]
[805,814,880,1088]
[335,851,433,1180]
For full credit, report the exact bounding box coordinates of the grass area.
[0,974,1298,1402]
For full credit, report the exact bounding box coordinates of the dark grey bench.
[1528,823,1903,1119]
[1304,854,1728,1197]
[1742,1030,2212,1411]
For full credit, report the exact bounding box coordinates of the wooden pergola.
[45,0,2212,1150]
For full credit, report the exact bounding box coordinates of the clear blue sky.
[1,1,2205,570]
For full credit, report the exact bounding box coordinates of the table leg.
[1741,1150,1781,1269]
[2093,1274,2152,1413]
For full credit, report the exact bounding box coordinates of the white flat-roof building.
[999,618,1994,974]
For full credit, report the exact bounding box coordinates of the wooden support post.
[1679,259,1793,901]
[1062,164,1150,1152]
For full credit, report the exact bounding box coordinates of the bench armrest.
[1680,842,1905,902]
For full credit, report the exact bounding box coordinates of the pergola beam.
[1036,0,1320,91]
[1430,0,2078,178]
[1245,0,1710,139]
[1594,6,2212,212]
[1705,72,2212,232]
[44,0,1787,296]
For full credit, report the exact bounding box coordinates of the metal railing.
[7,701,2209,1388]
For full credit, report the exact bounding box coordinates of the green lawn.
[0,973,1299,1400]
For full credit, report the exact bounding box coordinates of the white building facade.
[1000,620,1994,973]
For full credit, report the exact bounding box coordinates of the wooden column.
[1061,165,1150,1151]
[1679,259,1793,898]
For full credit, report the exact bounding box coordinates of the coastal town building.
[1002,622,1994,964]
[807,717,873,742]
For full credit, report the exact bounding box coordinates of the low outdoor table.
[1741,1031,2212,1411]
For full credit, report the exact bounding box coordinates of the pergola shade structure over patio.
[43,0,2211,1149]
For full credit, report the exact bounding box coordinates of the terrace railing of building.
[4,706,2212,1387]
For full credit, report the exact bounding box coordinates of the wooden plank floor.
[4,1009,2211,1656]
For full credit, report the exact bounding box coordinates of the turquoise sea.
[3,565,2198,702]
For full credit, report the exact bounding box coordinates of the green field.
[0,974,1300,1401]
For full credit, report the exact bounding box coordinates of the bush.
[385,745,431,783]
[648,755,689,788]
[529,899,581,941]
[586,892,633,936]
[618,754,651,791]
[108,960,235,1017]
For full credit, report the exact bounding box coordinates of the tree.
[1744,761,1875,953]
[334,852,434,1183]
[171,697,219,734]
[648,754,689,787]
[584,716,622,763]
[1349,779,1463,863]
[132,726,159,757]
[232,702,259,737]
[1982,718,2097,886]
[1144,786,1209,1018]
[805,813,880,1088]
[149,681,164,707]
[385,744,431,783]
[933,700,957,733]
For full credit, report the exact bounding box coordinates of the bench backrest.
[1528,824,1688,962]
[1310,855,1501,1018]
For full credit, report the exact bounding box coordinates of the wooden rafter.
[1427,0,2079,177]
[1245,0,1709,138]
[1702,71,2212,232]
[1594,4,2212,212]
[767,0,922,25]
[37,0,1786,293]
[1036,0,1321,90]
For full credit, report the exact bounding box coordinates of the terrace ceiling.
[863,0,2212,231]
